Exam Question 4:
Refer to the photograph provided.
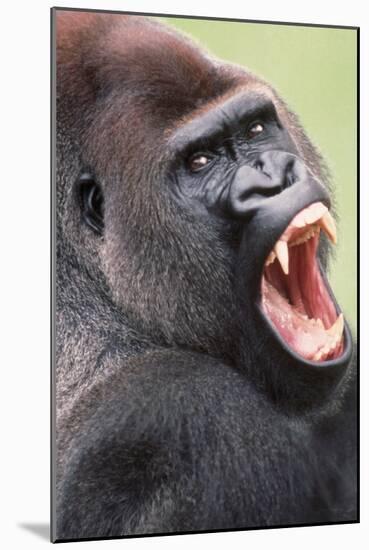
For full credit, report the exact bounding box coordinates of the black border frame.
[50,6,360,543]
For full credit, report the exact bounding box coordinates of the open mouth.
[261,202,344,363]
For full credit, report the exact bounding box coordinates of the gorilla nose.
[228,151,308,219]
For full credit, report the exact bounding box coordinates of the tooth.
[331,334,340,351]
[305,203,328,224]
[313,345,330,362]
[322,349,331,361]
[290,234,305,247]
[312,315,344,362]
[326,313,344,337]
[274,240,289,275]
[266,251,276,266]
[304,228,313,242]
[292,203,327,228]
[319,211,337,244]
[326,338,336,353]
[290,224,320,248]
[299,233,308,246]
[292,211,307,228]
[307,225,319,240]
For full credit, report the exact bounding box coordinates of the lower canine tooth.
[313,314,344,362]
[274,240,289,275]
[266,251,276,266]
[327,313,344,338]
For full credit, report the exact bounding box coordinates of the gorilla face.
[166,91,352,375]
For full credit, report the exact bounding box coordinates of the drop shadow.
[18,522,49,541]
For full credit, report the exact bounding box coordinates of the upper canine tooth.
[319,211,337,244]
[274,240,289,275]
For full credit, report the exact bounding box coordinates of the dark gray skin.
[53,11,357,541]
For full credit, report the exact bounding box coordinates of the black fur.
[53,11,357,541]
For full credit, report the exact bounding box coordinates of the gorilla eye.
[188,153,212,173]
[247,122,265,139]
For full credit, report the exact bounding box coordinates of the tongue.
[261,277,340,360]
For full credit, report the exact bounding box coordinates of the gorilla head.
[54,10,356,541]
[56,12,351,366]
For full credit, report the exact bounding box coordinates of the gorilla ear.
[78,173,104,236]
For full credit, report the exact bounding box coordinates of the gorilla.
[52,9,357,542]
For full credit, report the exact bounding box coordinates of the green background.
[160,17,357,333]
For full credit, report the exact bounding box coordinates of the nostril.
[223,152,321,223]
[253,159,266,173]
[253,159,273,179]
[285,172,295,187]
[256,151,305,192]
[285,159,298,188]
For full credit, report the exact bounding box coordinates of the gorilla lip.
[261,202,344,363]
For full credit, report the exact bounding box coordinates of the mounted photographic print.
[51,7,358,543]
